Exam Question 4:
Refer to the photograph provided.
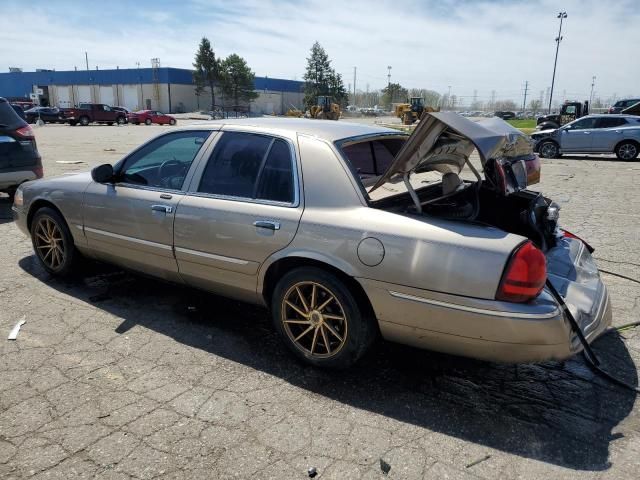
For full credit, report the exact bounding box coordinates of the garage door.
[56,86,71,108]
[76,85,91,104]
[122,85,139,110]
[99,86,115,106]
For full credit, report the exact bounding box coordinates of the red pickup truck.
[61,103,127,126]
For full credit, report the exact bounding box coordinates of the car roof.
[175,117,400,142]
[581,114,637,119]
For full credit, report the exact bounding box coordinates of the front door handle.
[253,220,280,230]
[151,204,173,213]
[583,131,591,134]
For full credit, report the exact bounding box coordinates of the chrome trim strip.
[174,246,249,265]
[84,226,172,251]
[74,224,83,230]
[388,290,561,319]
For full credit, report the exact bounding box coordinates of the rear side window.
[0,99,26,129]
[198,132,295,203]
[596,117,628,128]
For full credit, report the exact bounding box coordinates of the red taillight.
[496,241,547,303]
[15,125,34,138]
[32,166,44,178]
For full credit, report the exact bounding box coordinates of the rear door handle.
[151,204,173,213]
[253,220,280,230]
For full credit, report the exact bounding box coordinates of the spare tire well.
[262,257,377,322]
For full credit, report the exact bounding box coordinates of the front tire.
[615,141,639,160]
[79,116,90,126]
[538,140,560,159]
[145,118,152,125]
[30,207,79,276]
[271,267,376,368]
[116,116,126,125]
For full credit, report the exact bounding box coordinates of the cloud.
[1,0,638,104]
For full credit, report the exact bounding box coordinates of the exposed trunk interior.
[371,180,560,252]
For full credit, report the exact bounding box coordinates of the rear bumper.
[0,170,37,191]
[357,274,611,363]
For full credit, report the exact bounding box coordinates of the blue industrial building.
[0,67,304,114]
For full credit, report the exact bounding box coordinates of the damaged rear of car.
[337,112,611,362]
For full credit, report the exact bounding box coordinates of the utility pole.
[353,66,357,103]
[448,86,451,108]
[85,51,89,71]
[548,11,567,113]
[589,75,596,107]
[387,66,392,88]
[522,81,529,113]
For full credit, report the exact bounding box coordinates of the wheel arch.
[615,138,639,152]
[27,199,65,232]
[261,255,377,322]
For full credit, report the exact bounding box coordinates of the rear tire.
[145,118,152,125]
[107,122,113,126]
[169,118,176,125]
[30,207,80,276]
[271,267,377,368]
[538,140,560,159]
[615,141,639,160]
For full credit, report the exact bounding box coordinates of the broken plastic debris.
[7,317,26,340]
[465,454,491,468]
[380,458,391,475]
[55,160,85,164]
[307,467,317,478]
[103,148,116,151]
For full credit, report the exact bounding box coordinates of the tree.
[327,71,348,107]
[302,41,348,109]
[381,83,407,108]
[528,99,542,112]
[219,54,259,110]
[193,37,220,109]
[494,100,517,111]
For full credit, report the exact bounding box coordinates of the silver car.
[12,114,611,368]
[532,114,640,160]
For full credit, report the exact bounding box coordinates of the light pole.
[548,11,567,114]
[589,75,596,109]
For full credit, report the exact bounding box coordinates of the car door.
[173,129,303,302]
[591,117,628,152]
[83,129,214,281]
[559,117,598,152]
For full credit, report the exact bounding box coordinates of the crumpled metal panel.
[369,112,534,193]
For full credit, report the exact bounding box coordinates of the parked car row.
[8,102,178,127]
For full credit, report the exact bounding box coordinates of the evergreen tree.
[193,37,219,109]
[303,42,347,109]
[220,54,259,110]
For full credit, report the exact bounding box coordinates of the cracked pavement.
[1,121,639,479]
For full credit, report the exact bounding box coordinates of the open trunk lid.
[369,112,539,194]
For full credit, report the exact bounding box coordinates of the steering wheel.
[158,158,184,188]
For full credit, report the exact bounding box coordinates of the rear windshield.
[0,99,26,130]
[340,137,405,185]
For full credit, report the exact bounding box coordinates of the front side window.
[568,118,597,130]
[119,131,211,189]
[198,131,295,203]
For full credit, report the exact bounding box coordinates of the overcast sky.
[2,0,638,103]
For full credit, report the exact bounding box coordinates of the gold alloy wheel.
[34,217,65,270]
[281,281,348,358]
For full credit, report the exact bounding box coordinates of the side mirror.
[91,163,114,183]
